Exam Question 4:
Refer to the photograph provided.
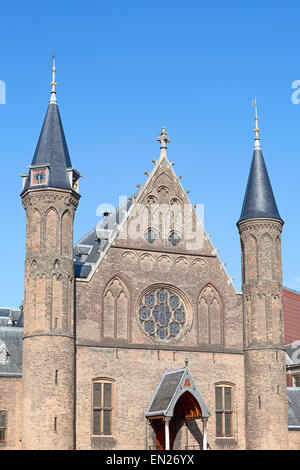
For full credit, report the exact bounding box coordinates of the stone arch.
[67,275,73,331]
[154,172,172,187]
[45,208,58,252]
[156,186,170,203]
[274,235,281,280]
[241,239,245,285]
[197,284,223,346]
[30,208,41,255]
[61,210,72,257]
[35,273,47,331]
[245,234,258,280]
[51,272,63,330]
[255,292,267,340]
[259,233,273,280]
[102,277,130,341]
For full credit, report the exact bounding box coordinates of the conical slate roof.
[238,148,282,223]
[22,102,72,193]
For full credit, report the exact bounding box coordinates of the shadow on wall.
[173,418,210,450]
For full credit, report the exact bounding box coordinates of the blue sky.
[1,0,300,306]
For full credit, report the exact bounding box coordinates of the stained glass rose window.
[138,287,188,341]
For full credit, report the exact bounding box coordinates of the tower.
[20,57,81,449]
[237,100,288,449]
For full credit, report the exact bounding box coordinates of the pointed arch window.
[93,380,113,436]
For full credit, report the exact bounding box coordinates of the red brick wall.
[283,288,300,344]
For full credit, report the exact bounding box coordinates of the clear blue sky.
[1,0,300,306]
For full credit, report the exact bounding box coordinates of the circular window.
[137,286,190,341]
[145,228,159,244]
[168,231,182,247]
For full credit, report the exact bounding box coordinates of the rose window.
[138,287,188,341]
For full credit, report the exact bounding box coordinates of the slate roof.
[286,342,300,366]
[0,327,23,377]
[74,194,137,278]
[238,148,282,223]
[0,307,22,327]
[287,387,300,429]
[145,367,210,419]
[22,102,73,194]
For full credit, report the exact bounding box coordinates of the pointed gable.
[75,128,236,292]
[145,367,210,419]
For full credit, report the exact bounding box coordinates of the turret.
[20,57,81,449]
[237,99,288,449]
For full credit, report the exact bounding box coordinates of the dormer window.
[66,168,82,193]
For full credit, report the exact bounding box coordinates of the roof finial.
[49,54,57,104]
[252,97,261,149]
[8,309,13,327]
[185,355,189,368]
[156,126,170,159]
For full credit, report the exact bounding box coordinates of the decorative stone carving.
[173,257,189,273]
[170,197,182,206]
[137,285,191,342]
[103,277,129,340]
[154,172,171,188]
[156,255,171,272]
[139,253,155,271]
[121,252,137,269]
[198,284,222,345]
[145,194,158,205]
[191,258,208,276]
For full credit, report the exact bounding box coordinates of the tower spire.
[156,126,170,159]
[49,54,57,104]
[252,97,260,149]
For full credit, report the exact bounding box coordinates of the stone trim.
[75,342,244,354]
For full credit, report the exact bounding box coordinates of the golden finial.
[50,53,57,104]
[252,97,260,149]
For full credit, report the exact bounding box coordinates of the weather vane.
[252,97,261,149]
[50,53,57,104]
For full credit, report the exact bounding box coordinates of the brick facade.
[0,112,299,449]
[283,288,300,344]
[238,218,289,450]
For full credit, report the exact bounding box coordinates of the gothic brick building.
[0,64,300,450]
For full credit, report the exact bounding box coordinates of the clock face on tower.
[32,169,47,186]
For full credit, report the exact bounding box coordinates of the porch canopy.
[145,367,210,420]
[145,367,210,450]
